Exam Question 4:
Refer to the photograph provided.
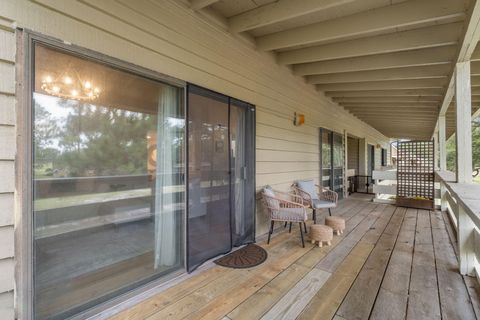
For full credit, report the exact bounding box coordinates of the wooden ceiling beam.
[333,96,442,103]
[317,78,446,92]
[293,46,456,76]
[306,65,451,84]
[326,89,445,97]
[189,0,219,11]
[228,0,356,33]
[256,0,467,51]
[278,22,461,65]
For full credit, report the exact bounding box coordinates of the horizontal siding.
[0,0,393,314]
[0,258,14,293]
[0,95,15,125]
[0,292,14,320]
[0,194,14,227]
[0,20,15,320]
[0,226,14,260]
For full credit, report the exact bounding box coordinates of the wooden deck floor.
[112,194,480,320]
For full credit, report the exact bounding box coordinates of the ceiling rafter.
[228,0,356,33]
[293,46,456,76]
[305,65,451,84]
[277,22,462,65]
[256,0,467,51]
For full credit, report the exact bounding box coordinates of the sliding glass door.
[187,86,255,272]
[187,87,231,271]
[32,43,185,319]
[320,128,344,199]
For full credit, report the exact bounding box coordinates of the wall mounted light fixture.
[294,112,305,126]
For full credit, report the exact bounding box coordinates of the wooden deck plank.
[370,208,417,320]
[297,242,375,320]
[112,229,295,320]
[336,207,406,320]
[145,239,312,320]
[259,268,331,320]
[113,198,479,320]
[430,210,476,320]
[406,210,441,320]
[227,199,375,320]
[316,203,383,272]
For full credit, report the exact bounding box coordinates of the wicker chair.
[292,180,338,224]
[261,186,308,247]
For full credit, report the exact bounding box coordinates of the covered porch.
[110,194,480,320]
[2,0,480,319]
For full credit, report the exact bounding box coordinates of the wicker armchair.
[292,180,338,224]
[261,186,308,247]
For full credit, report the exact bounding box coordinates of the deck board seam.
[405,209,419,319]
[366,207,408,319]
[247,201,376,320]
[334,205,405,319]
[429,210,444,320]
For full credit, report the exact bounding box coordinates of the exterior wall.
[0,17,16,320]
[0,0,390,318]
[347,137,359,172]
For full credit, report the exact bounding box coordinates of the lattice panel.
[396,141,434,201]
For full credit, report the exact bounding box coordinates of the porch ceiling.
[191,0,480,140]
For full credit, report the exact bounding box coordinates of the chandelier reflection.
[41,72,101,101]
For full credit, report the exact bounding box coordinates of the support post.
[438,115,447,171]
[458,206,475,275]
[455,61,473,183]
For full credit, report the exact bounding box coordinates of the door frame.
[185,84,256,273]
[16,29,188,320]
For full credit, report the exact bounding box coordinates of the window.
[32,43,185,319]
[381,148,388,166]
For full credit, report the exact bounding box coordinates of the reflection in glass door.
[187,87,231,271]
[332,133,344,199]
[230,99,255,246]
[187,86,255,272]
[320,128,344,199]
[32,43,185,319]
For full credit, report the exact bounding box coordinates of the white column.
[455,61,473,183]
[438,115,447,171]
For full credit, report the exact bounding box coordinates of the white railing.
[372,168,397,203]
[437,171,480,277]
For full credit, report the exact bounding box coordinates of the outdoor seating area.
[262,180,341,248]
[2,0,480,319]
[111,194,480,320]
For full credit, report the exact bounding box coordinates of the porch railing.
[437,171,480,277]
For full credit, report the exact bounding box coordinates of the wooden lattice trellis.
[396,140,434,210]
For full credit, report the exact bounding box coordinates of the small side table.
[310,224,333,247]
[325,216,346,235]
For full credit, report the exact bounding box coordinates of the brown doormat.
[214,244,267,269]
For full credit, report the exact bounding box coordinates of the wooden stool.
[325,216,345,235]
[310,225,333,247]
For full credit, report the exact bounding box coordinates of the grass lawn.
[475,175,480,184]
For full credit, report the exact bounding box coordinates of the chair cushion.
[296,180,319,200]
[272,208,306,222]
[263,186,279,209]
[312,199,335,209]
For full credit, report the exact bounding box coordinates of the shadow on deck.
[113,194,480,320]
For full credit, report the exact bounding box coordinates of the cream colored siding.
[0,16,15,320]
[0,0,391,314]
[347,137,359,171]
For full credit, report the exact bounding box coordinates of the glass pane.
[230,99,255,246]
[187,86,230,271]
[33,44,184,319]
[321,130,332,188]
[332,133,344,198]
